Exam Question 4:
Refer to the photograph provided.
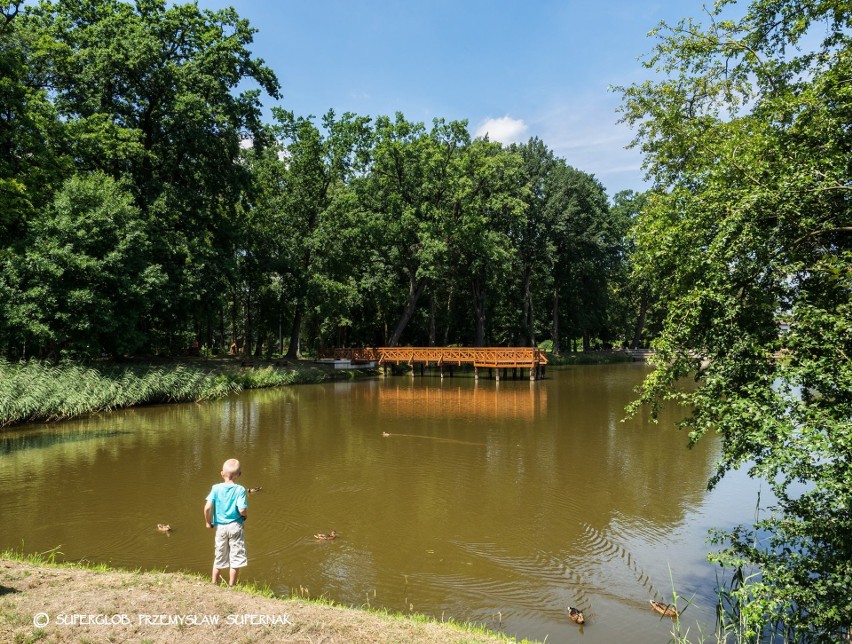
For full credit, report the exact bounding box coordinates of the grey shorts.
[214,522,247,569]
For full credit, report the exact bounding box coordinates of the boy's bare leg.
[212,568,223,584]
[229,567,239,586]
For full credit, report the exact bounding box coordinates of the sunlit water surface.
[0,364,768,642]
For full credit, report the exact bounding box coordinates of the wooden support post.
[420,363,424,377]
[440,364,445,379]
[495,368,500,381]
[474,366,479,380]
[488,368,493,379]
[529,365,536,381]
[502,368,508,380]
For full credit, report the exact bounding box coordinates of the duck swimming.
[650,600,678,619]
[157,524,172,532]
[314,530,338,540]
[567,606,585,624]
[248,487,262,493]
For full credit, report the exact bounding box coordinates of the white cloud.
[531,94,648,194]
[474,116,528,144]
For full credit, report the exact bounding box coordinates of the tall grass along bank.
[0,359,331,427]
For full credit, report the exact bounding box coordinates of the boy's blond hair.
[222,459,241,478]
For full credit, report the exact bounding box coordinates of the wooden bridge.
[318,347,548,380]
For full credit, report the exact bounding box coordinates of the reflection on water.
[0,429,130,455]
[368,380,547,420]
[0,365,767,643]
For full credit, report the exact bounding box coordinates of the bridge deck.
[319,347,548,369]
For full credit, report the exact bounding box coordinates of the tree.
[269,109,371,359]
[7,172,163,358]
[508,138,558,346]
[0,1,67,245]
[620,0,851,639]
[19,0,280,352]
[363,114,469,346]
[448,138,526,346]
[545,163,612,353]
[610,189,653,349]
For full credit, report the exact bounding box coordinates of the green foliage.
[0,0,638,363]
[6,172,163,358]
[0,359,237,425]
[0,359,339,426]
[227,365,328,389]
[11,0,280,356]
[362,114,472,345]
[620,0,851,640]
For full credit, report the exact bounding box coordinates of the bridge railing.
[318,347,547,367]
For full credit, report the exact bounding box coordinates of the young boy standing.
[204,458,248,586]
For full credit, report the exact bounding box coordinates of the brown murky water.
[0,364,765,642]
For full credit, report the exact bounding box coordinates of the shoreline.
[0,356,374,429]
[0,352,636,429]
[0,553,531,643]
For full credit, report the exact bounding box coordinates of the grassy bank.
[545,351,635,366]
[0,358,346,428]
[0,552,531,644]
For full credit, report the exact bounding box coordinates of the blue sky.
[197,0,711,196]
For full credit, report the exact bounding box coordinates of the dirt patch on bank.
[0,559,512,643]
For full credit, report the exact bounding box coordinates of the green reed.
[228,365,327,389]
[0,360,331,427]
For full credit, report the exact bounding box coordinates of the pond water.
[0,364,767,642]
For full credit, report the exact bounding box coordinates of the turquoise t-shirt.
[205,482,247,525]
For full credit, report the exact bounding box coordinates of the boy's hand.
[205,522,213,529]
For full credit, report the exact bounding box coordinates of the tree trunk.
[471,275,486,347]
[285,302,303,359]
[244,285,253,357]
[582,330,591,352]
[529,294,536,347]
[428,292,436,346]
[231,290,239,353]
[443,285,454,346]
[520,264,532,346]
[286,241,314,359]
[551,287,560,355]
[631,290,649,350]
[388,274,426,347]
[205,314,212,352]
[219,305,226,353]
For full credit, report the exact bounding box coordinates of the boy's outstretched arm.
[238,489,247,521]
[204,500,213,528]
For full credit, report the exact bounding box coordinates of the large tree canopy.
[10,0,280,355]
[620,0,850,640]
[0,0,639,359]
[7,172,163,357]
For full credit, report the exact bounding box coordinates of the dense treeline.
[621,0,851,639]
[0,0,650,360]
